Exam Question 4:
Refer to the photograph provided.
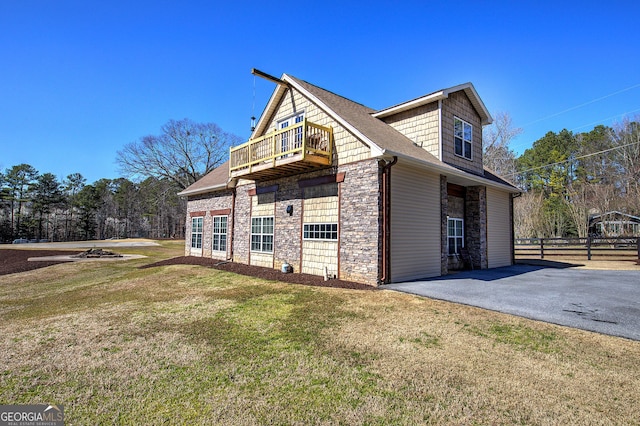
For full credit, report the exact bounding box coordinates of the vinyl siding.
[390,164,441,282]
[487,187,512,268]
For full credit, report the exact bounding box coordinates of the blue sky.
[1,0,639,184]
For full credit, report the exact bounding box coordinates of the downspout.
[379,156,398,285]
[510,192,522,265]
[438,99,443,160]
[228,188,236,261]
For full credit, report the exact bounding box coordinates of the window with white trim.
[454,117,472,160]
[278,112,304,153]
[211,216,228,252]
[251,216,274,252]
[303,223,338,240]
[447,218,464,255]
[191,217,203,249]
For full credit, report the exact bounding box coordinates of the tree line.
[0,164,186,242]
[3,114,637,243]
[484,115,640,238]
[1,118,238,243]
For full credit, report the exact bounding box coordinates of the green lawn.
[1,241,639,424]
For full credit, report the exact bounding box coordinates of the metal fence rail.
[515,236,640,262]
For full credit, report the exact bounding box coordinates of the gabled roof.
[372,82,493,126]
[179,74,517,197]
[177,161,229,197]
[589,211,640,222]
[285,75,515,191]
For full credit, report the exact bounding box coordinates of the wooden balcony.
[229,119,333,181]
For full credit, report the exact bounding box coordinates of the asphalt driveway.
[386,264,640,341]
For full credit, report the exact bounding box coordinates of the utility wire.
[521,83,640,128]
[503,139,640,178]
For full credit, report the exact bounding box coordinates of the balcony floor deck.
[230,152,331,181]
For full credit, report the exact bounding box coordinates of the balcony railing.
[229,119,333,180]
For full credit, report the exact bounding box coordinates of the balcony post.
[302,117,307,153]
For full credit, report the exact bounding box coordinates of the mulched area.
[0,249,72,276]
[140,256,376,290]
[0,249,375,290]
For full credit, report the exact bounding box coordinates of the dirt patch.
[140,256,376,290]
[73,248,123,258]
[0,249,73,276]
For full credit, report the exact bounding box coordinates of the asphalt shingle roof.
[179,75,519,196]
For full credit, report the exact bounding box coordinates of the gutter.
[379,156,398,285]
[380,150,520,193]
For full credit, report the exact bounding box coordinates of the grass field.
[1,241,639,424]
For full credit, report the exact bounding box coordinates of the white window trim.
[277,111,305,155]
[277,111,305,129]
[447,217,464,255]
[251,216,274,253]
[211,215,228,253]
[454,116,473,160]
[190,216,203,252]
[303,223,338,241]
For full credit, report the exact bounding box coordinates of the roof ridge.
[285,75,375,112]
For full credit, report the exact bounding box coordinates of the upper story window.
[278,112,305,153]
[454,117,472,160]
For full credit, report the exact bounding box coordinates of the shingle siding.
[441,91,484,175]
[269,88,371,166]
[381,102,440,158]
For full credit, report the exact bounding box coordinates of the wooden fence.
[515,236,640,262]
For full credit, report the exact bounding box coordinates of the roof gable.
[373,83,493,126]
[180,74,518,196]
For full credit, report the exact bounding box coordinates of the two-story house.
[178,72,519,286]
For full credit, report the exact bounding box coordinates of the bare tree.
[564,184,590,238]
[612,116,640,214]
[513,191,544,238]
[117,118,241,190]
[483,112,522,179]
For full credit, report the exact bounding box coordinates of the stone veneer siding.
[440,175,448,275]
[338,159,382,285]
[464,186,488,269]
[186,158,382,286]
[184,190,234,258]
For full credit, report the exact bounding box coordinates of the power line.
[504,139,640,178]
[569,107,640,133]
[521,83,640,128]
